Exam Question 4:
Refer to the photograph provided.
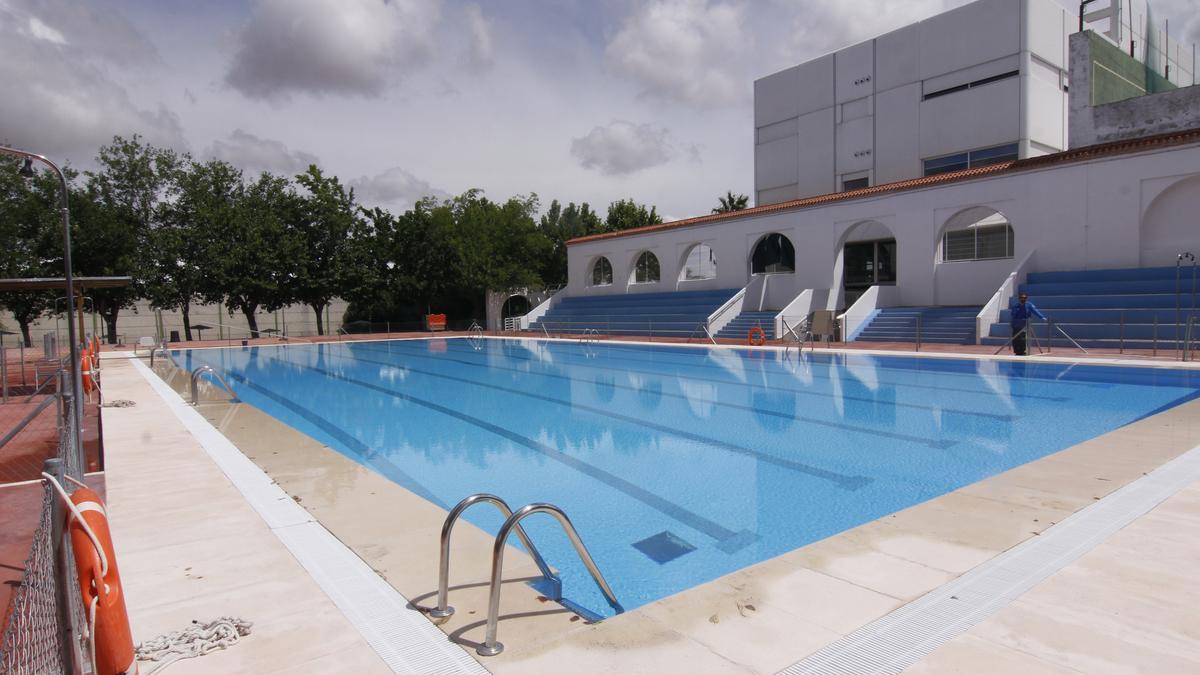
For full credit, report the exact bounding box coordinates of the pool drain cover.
[632,531,696,564]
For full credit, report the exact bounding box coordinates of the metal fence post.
[915,315,921,352]
[2,345,7,403]
[43,457,79,675]
[1153,315,1159,357]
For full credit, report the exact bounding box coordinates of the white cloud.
[606,0,751,107]
[784,0,950,56]
[570,121,683,176]
[225,0,442,100]
[205,130,320,176]
[0,0,184,164]
[351,166,448,211]
[462,4,495,69]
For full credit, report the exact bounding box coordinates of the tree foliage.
[713,191,749,213]
[1,135,683,339]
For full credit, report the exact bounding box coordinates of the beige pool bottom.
[161,360,1200,674]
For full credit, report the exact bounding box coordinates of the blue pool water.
[175,338,1200,616]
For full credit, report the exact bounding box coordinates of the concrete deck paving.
[100,355,388,674]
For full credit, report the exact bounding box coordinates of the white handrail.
[975,249,1036,344]
[706,287,747,335]
[774,289,827,339]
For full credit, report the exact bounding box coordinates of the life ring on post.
[67,487,137,675]
[81,350,96,394]
[747,326,767,346]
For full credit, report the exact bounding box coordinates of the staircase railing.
[1176,252,1196,361]
[477,502,622,656]
[976,249,1036,345]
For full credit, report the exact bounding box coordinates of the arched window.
[591,257,613,286]
[632,251,660,284]
[680,243,717,281]
[941,208,1013,262]
[751,233,795,274]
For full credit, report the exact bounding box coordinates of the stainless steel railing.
[477,502,622,656]
[431,494,561,620]
[189,365,239,405]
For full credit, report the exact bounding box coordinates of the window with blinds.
[942,223,1013,261]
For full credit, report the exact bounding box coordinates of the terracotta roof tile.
[567,126,1200,246]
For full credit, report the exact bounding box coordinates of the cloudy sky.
[1,0,1196,221]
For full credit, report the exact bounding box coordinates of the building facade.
[753,0,1193,206]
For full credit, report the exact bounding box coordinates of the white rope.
[135,617,253,675]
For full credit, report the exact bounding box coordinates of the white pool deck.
[98,347,1200,674]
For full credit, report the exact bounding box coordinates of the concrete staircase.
[855,306,981,344]
[713,311,777,340]
[530,288,739,338]
[981,265,1198,350]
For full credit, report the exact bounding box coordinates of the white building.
[753,0,1194,206]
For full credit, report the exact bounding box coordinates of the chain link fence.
[0,386,93,674]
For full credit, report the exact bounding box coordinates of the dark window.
[923,70,1019,100]
[923,152,969,176]
[751,233,795,274]
[591,257,613,286]
[843,177,870,191]
[633,251,660,284]
[924,142,1019,176]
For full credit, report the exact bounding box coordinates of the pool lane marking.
[351,340,1042,415]
[253,354,750,546]
[544,339,1121,392]
[315,350,881,485]
[220,370,445,507]
[351,341,1017,424]
[339,347,955,454]
[438,339,1077,402]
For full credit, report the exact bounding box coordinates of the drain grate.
[778,444,1200,675]
[633,530,697,564]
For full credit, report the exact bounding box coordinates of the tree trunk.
[242,305,260,338]
[182,303,193,341]
[19,320,32,348]
[311,303,326,336]
[104,310,119,345]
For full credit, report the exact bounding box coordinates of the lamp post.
[1,146,84,457]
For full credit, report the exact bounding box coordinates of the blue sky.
[1,0,1195,221]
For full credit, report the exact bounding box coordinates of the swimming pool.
[174,338,1200,617]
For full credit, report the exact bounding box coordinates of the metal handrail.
[431,494,561,620]
[149,341,173,368]
[915,315,922,352]
[478,502,623,656]
[0,392,59,450]
[1176,252,1196,360]
[780,317,809,358]
[189,365,239,405]
[23,368,63,402]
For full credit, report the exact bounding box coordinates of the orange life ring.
[67,487,137,675]
[81,350,95,393]
[747,326,767,346]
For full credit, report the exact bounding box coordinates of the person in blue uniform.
[1010,292,1047,356]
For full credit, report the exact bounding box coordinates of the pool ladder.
[432,494,623,656]
[189,365,240,405]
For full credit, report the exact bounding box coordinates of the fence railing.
[0,392,91,675]
[523,319,733,344]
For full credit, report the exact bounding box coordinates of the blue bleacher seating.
[854,306,981,345]
[530,289,740,338]
[980,265,1199,349]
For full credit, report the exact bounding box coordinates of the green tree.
[603,198,662,233]
[142,158,240,341]
[290,166,361,335]
[204,171,295,337]
[539,199,601,285]
[713,191,749,213]
[83,135,181,343]
[0,158,58,346]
